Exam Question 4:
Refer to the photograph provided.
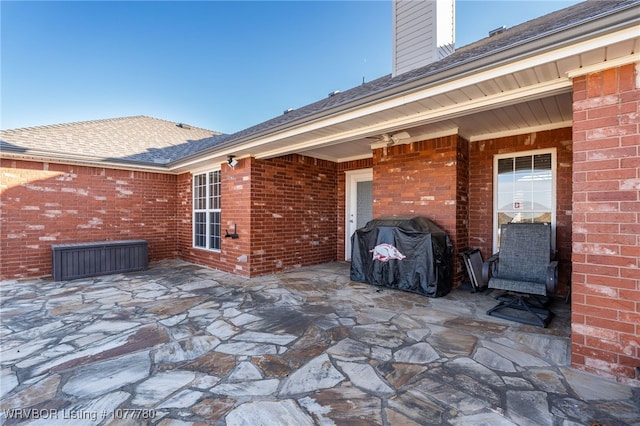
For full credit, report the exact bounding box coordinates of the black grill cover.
[350,216,453,297]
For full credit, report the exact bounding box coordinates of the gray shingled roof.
[2,0,637,168]
[0,116,227,166]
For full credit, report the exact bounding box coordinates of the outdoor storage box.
[52,239,148,281]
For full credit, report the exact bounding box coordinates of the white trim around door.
[345,168,373,260]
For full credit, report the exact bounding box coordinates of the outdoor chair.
[459,248,487,293]
[482,222,558,327]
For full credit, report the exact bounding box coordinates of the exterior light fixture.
[227,155,238,168]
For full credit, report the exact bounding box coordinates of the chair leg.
[487,294,553,327]
[496,292,550,309]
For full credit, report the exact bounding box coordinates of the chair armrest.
[483,253,499,283]
[546,261,559,293]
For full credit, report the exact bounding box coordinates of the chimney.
[392,0,455,77]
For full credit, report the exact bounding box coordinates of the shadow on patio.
[1,260,638,425]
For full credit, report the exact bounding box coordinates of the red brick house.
[1,0,638,383]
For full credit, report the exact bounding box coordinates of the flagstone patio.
[1,260,638,425]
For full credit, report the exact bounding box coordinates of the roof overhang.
[169,5,639,173]
[3,3,637,174]
[0,150,177,174]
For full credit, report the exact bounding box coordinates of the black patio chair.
[459,248,487,293]
[483,222,558,327]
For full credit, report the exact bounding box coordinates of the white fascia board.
[171,28,638,171]
[469,120,573,142]
[301,151,373,163]
[173,152,249,174]
[369,128,459,150]
[368,140,391,150]
[1,152,173,174]
[336,153,374,163]
[253,79,571,160]
[566,53,640,77]
[188,162,224,175]
[356,27,640,117]
[254,28,639,141]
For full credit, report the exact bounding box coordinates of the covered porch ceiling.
[293,91,574,162]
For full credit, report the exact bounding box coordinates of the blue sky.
[1,1,581,134]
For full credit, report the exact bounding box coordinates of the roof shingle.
[1,116,227,166]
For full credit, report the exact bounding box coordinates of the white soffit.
[266,27,639,142]
[250,78,571,161]
[467,121,573,142]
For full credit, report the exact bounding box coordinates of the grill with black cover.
[350,216,452,297]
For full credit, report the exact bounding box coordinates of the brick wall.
[0,159,177,279]
[373,136,459,226]
[372,135,466,283]
[571,63,639,383]
[176,155,338,277]
[456,136,470,276]
[250,154,338,275]
[175,161,248,276]
[223,158,254,275]
[468,128,574,295]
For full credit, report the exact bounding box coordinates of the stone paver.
[1,260,639,425]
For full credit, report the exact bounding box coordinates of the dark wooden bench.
[51,240,148,281]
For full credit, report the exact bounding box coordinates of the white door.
[345,168,373,260]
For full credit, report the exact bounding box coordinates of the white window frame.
[493,148,556,253]
[193,170,221,251]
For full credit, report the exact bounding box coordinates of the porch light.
[227,155,238,168]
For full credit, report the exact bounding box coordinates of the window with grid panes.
[193,170,221,250]
[494,149,555,252]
